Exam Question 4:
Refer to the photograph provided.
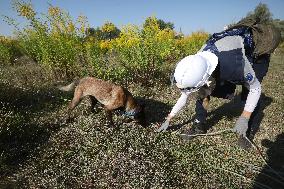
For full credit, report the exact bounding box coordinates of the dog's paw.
[65,116,75,124]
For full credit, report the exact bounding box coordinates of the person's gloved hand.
[157,119,170,132]
[232,116,249,137]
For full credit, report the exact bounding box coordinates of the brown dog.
[59,77,145,126]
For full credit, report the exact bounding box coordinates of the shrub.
[111,18,180,85]
[0,36,22,65]
[0,40,11,65]
[5,1,208,84]
[10,1,88,79]
[175,31,209,57]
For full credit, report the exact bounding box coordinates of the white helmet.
[174,51,218,91]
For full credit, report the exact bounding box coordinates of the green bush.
[12,3,87,79]
[0,42,11,65]
[111,18,185,85]
[0,37,22,65]
[5,1,208,84]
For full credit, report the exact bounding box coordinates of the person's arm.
[242,61,262,118]
[233,62,261,136]
[166,92,190,121]
[242,81,261,118]
[157,91,190,132]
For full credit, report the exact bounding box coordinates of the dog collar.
[124,108,140,117]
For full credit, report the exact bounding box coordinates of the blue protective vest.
[215,48,245,83]
[203,28,254,83]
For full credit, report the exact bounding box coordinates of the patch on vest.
[245,73,254,82]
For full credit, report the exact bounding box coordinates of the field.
[0,1,284,188]
[0,54,283,188]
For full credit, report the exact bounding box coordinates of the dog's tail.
[58,80,80,92]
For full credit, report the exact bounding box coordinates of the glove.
[232,116,249,137]
[157,119,170,132]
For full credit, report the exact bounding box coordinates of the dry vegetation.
[0,1,283,188]
[0,55,283,188]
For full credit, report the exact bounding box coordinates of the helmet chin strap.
[194,73,211,88]
[179,73,212,93]
[182,87,200,93]
[170,73,175,86]
[206,80,213,87]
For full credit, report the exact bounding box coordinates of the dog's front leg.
[105,109,114,127]
[89,96,98,113]
[65,88,83,123]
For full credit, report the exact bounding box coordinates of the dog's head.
[134,103,146,126]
